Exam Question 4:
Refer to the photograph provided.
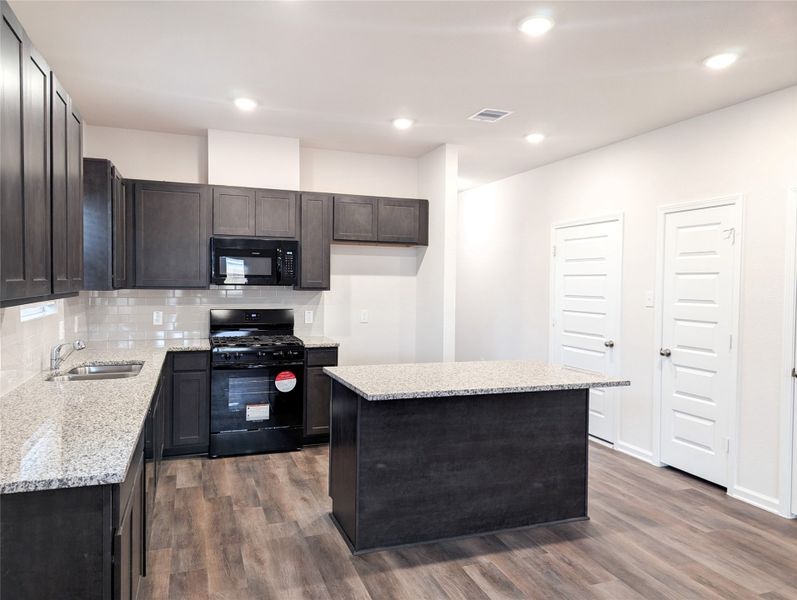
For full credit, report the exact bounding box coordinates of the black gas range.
[209,309,305,458]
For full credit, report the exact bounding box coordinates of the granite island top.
[324,360,630,401]
[0,340,209,494]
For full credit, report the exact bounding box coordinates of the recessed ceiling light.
[234,97,257,111]
[703,52,739,70]
[519,16,554,37]
[392,117,414,130]
[525,132,545,144]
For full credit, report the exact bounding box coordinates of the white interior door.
[659,202,739,487]
[551,218,622,443]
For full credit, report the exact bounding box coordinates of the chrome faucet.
[50,339,86,373]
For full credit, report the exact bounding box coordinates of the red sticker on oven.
[275,371,297,393]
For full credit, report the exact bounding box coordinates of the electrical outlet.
[359,309,369,324]
[304,310,314,324]
[152,311,163,326]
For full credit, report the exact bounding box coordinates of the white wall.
[301,147,418,197]
[457,85,797,514]
[300,147,421,366]
[417,144,458,362]
[84,125,207,183]
[208,130,300,189]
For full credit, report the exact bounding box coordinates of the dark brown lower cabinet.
[304,347,338,443]
[0,430,147,600]
[164,351,210,456]
[114,437,145,600]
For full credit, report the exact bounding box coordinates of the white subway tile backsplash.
[0,295,89,396]
[84,288,325,343]
[1,288,325,395]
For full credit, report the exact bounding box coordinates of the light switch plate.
[152,310,163,326]
[360,309,369,324]
[304,310,314,324]
[645,290,655,308]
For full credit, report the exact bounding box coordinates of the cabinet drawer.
[172,351,209,372]
[306,348,338,367]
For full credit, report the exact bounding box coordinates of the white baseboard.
[728,485,793,518]
[614,440,656,465]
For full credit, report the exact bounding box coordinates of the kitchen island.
[323,360,630,554]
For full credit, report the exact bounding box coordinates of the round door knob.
[604,340,615,348]
[660,348,672,357]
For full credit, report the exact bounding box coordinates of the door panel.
[552,219,622,443]
[255,190,297,238]
[660,203,737,487]
[333,196,377,241]
[51,81,70,293]
[135,182,211,288]
[212,186,255,236]
[66,106,83,291]
[377,198,420,243]
[298,193,331,290]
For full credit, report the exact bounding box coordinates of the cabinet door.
[212,186,255,236]
[66,105,83,291]
[0,8,51,302]
[113,507,131,600]
[298,193,331,290]
[255,189,297,238]
[130,464,144,600]
[377,198,421,244]
[171,371,209,449]
[135,181,211,288]
[333,196,378,241]
[51,78,71,293]
[305,366,331,437]
[112,168,128,288]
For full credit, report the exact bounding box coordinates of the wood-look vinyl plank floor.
[139,443,797,600]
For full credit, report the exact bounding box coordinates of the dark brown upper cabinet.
[51,76,83,294]
[83,158,130,290]
[0,4,52,303]
[378,198,427,245]
[298,193,332,290]
[332,195,428,246]
[134,181,211,288]
[333,195,378,241]
[212,186,255,236]
[255,189,298,238]
[211,186,298,239]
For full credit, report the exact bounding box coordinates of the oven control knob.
[274,351,285,358]
[222,353,232,361]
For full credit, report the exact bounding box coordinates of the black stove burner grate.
[210,335,304,349]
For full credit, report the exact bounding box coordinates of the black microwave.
[210,237,298,286]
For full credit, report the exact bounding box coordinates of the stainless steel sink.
[46,362,143,382]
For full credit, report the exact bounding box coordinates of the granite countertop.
[297,335,339,348]
[324,360,630,401]
[0,341,209,495]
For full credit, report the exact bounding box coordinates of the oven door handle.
[212,362,304,370]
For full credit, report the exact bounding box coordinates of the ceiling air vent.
[468,108,513,123]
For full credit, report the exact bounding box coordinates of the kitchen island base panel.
[329,380,589,553]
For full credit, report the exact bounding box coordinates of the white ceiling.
[11,1,797,189]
